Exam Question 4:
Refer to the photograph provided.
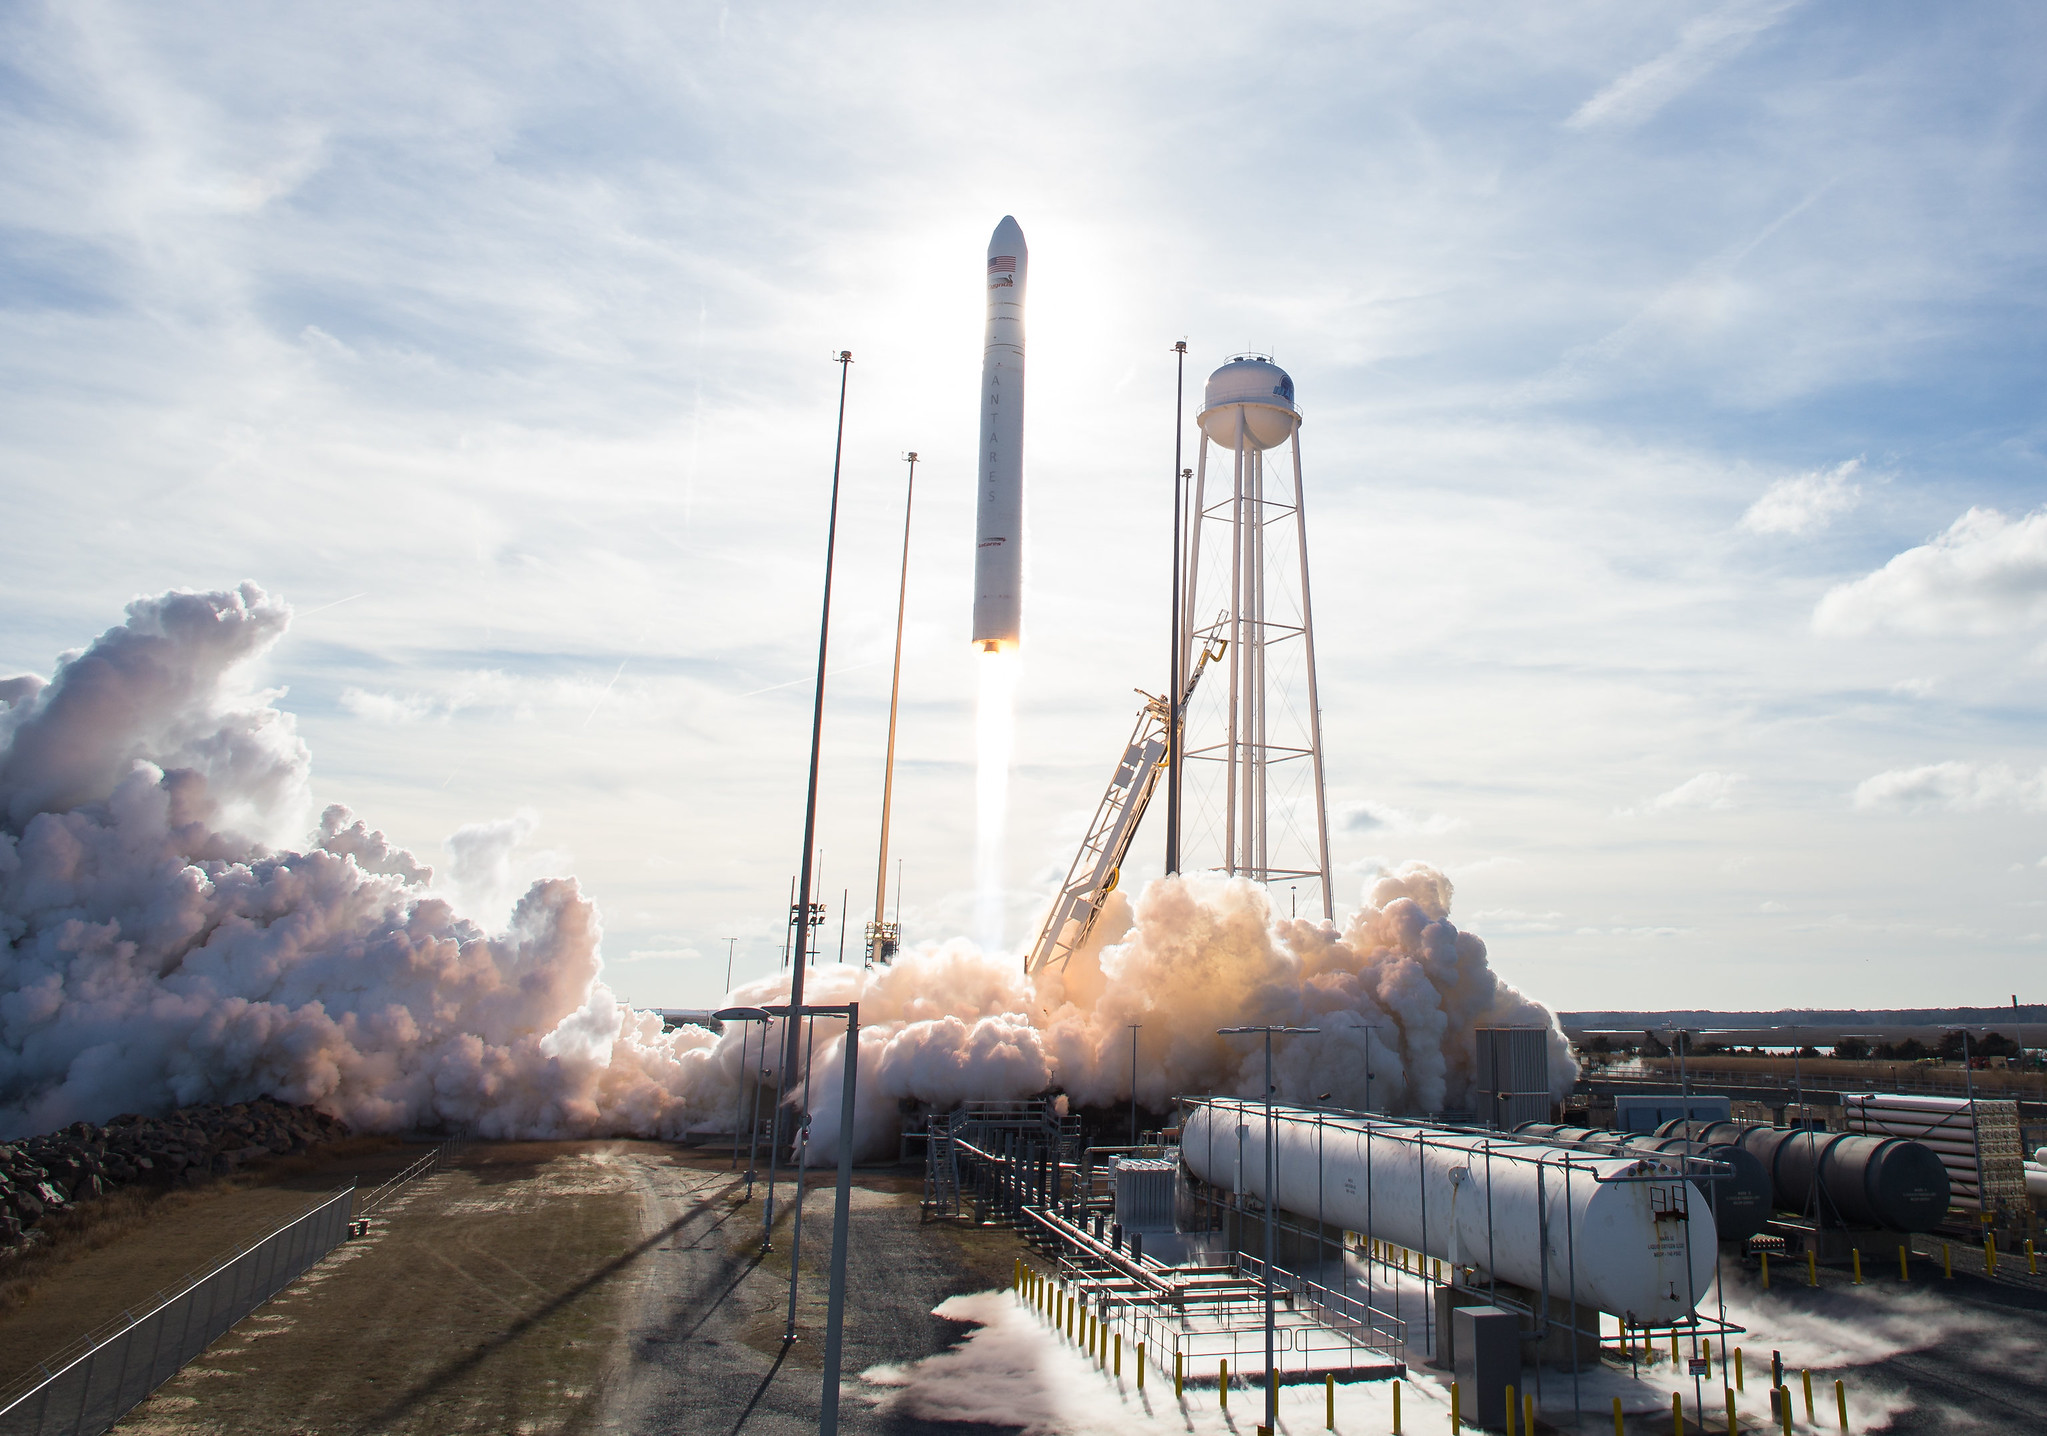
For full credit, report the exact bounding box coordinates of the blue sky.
[4,1,2045,1012]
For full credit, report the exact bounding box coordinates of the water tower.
[1175,356,1333,918]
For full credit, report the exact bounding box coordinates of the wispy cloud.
[1617,772,1747,817]
[1568,0,1801,130]
[1341,799,1465,836]
[1741,458,1863,535]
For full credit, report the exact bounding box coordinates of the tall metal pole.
[1219,1024,1315,1435]
[1129,1024,1142,1143]
[819,1003,861,1436]
[724,937,737,995]
[1166,342,1187,875]
[786,1010,819,1341]
[1263,1029,1277,1430]
[784,350,853,1127]
[871,452,917,964]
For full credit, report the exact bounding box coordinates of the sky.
[3,1,2045,1014]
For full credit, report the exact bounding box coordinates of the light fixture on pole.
[1219,1022,1319,1435]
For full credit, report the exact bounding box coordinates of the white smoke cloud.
[1,586,1574,1158]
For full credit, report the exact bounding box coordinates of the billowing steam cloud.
[1,586,1574,1156]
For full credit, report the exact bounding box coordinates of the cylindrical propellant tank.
[1657,1119,1950,1232]
[1182,1100,1717,1324]
[1513,1123,1772,1243]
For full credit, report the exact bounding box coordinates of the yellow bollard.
[1760,1252,1770,1289]
[1525,1391,1535,1435]
[1985,1234,1997,1277]
[1670,1331,1680,1364]
[2029,1239,2038,1276]
[1735,1346,1744,1392]
[1451,1379,1461,1434]
[1778,1386,1792,1436]
[1612,1395,1623,1436]
[1725,1388,1736,1434]
[1836,1377,1848,1432]
[1013,1257,1021,1288]
[1138,1342,1145,1390]
[1115,1331,1123,1377]
[1394,1379,1403,1434]
[1807,1250,1818,1287]
[1899,1244,1909,1281]
[1673,1390,1683,1436]
[1802,1369,1814,1423]
[1943,1243,1952,1279]
[1506,1383,1517,1436]
[1851,1248,1862,1284]
[1703,1343,1712,1379]
[1326,1371,1335,1430]
[1220,1358,1228,1410]
[1175,1350,1183,1400]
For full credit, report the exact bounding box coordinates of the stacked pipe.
[1840,1094,2024,1214]
[1514,1123,1773,1242]
[1658,1119,1949,1232]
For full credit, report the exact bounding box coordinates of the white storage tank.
[1181,1099,1717,1325]
[1197,357,1298,452]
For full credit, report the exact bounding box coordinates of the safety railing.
[0,1186,355,1436]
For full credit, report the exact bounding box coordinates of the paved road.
[599,1151,1027,1436]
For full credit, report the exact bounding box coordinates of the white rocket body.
[973,216,1026,651]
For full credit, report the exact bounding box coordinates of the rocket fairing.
[973,215,1026,652]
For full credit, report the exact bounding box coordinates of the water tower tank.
[1198,357,1298,451]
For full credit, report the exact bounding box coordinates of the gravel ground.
[598,1149,1030,1436]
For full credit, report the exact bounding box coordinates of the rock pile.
[0,1097,350,1247]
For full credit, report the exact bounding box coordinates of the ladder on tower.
[1025,635,1224,974]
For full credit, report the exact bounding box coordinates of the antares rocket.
[973,215,1026,651]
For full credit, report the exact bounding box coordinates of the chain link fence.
[0,1185,354,1436]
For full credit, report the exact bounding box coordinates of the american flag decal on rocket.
[988,255,1017,272]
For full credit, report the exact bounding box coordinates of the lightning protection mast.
[1178,356,1333,919]
[866,451,918,964]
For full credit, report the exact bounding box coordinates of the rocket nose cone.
[989,215,1026,259]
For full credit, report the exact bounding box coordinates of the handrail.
[0,1184,354,1410]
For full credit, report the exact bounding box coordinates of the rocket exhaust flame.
[0,587,1574,1161]
[974,648,1016,955]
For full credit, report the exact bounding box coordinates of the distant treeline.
[1563,1006,2047,1028]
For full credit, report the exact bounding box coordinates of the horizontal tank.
[1513,1124,1772,1244]
[1659,1120,1950,1233]
[1183,1100,1717,1324]
[1197,357,1299,452]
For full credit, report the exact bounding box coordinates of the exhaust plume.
[0,587,1574,1154]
